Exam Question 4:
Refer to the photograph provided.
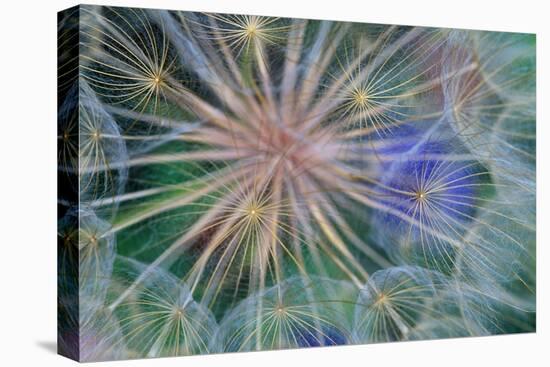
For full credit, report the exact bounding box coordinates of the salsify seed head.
[57,5,535,358]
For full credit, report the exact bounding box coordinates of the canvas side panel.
[57,5,80,362]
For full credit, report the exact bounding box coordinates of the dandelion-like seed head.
[67,7,535,358]
[201,14,289,56]
[109,259,217,357]
[354,267,441,342]
[215,277,352,352]
[369,138,492,273]
[80,6,181,128]
[58,87,79,178]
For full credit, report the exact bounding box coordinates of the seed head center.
[246,24,258,37]
[354,89,369,106]
[173,307,185,319]
[152,74,162,86]
[376,293,387,304]
[247,204,261,219]
[415,190,427,201]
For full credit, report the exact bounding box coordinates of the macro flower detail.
[57,4,536,361]
[213,276,353,352]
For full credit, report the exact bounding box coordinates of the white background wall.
[0,0,547,365]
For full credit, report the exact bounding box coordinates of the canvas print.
[57,4,536,362]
